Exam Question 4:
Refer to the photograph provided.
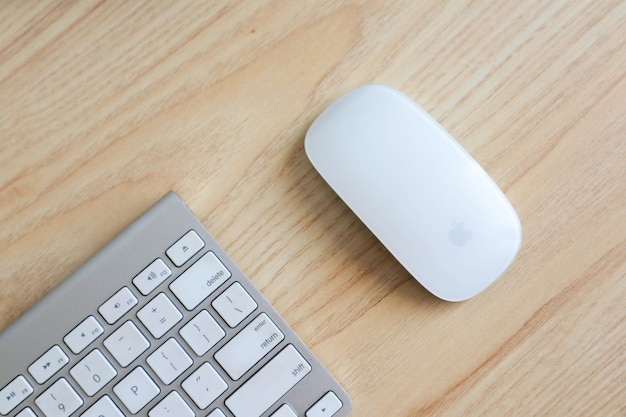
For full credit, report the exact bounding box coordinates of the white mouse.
[305,84,522,301]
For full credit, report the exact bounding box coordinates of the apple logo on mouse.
[448,221,472,246]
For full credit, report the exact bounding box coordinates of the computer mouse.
[304,84,522,301]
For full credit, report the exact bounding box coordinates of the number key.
[35,378,83,417]
[69,349,117,396]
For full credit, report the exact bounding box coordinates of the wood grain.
[0,1,624,415]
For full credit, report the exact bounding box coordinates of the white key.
[35,378,83,417]
[113,367,160,415]
[69,349,117,396]
[99,287,138,324]
[179,310,225,356]
[28,345,69,384]
[166,230,205,267]
[306,392,343,417]
[15,407,37,417]
[148,391,194,417]
[80,395,124,417]
[207,409,226,417]
[181,363,228,410]
[225,345,311,417]
[212,282,257,327]
[215,313,284,380]
[170,252,231,310]
[146,338,193,385]
[271,404,297,417]
[104,321,150,367]
[137,293,183,338]
[64,316,104,354]
[0,375,33,415]
[132,259,172,296]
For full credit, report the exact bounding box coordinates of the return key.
[215,313,284,380]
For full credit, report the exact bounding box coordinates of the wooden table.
[1,1,624,415]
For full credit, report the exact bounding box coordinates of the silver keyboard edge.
[0,191,352,417]
[0,192,189,375]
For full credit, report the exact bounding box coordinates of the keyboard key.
[225,345,311,417]
[215,313,284,380]
[166,230,205,267]
[148,391,194,417]
[99,287,138,324]
[0,375,33,415]
[208,409,227,417]
[137,293,183,339]
[132,259,172,296]
[35,378,83,417]
[179,310,225,356]
[15,408,37,417]
[104,321,150,367]
[28,345,69,384]
[271,404,297,417]
[306,392,343,417]
[212,282,258,327]
[69,349,117,396]
[80,395,124,417]
[64,316,104,354]
[113,367,160,414]
[181,363,228,410]
[146,338,192,385]
[170,252,231,310]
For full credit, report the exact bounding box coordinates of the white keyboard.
[0,192,351,417]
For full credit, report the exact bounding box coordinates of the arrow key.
[28,345,70,384]
[306,391,343,417]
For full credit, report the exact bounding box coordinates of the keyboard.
[0,192,351,417]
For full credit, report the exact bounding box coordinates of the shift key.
[225,345,311,417]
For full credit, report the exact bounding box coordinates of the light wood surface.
[1,1,624,416]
